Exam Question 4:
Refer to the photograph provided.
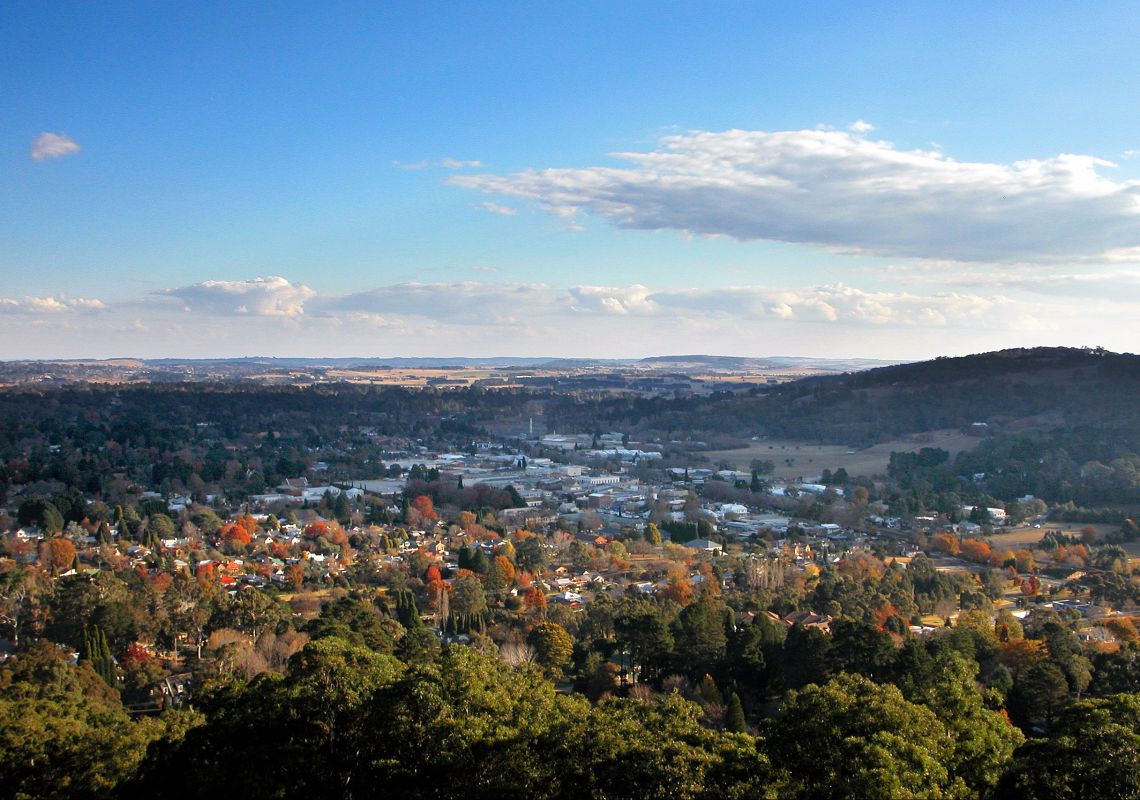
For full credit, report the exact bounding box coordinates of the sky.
[4,1,1140,360]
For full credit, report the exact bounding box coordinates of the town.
[2,348,1139,799]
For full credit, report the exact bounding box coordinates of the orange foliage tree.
[493,555,517,585]
[660,567,695,606]
[304,521,329,539]
[523,586,547,611]
[39,538,77,575]
[410,495,438,522]
[221,522,252,547]
[959,539,992,563]
[285,562,305,590]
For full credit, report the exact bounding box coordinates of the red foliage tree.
[304,521,330,539]
[285,562,304,590]
[523,586,547,610]
[221,522,252,546]
[411,495,438,522]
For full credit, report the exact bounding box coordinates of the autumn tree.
[645,523,662,546]
[39,537,77,576]
[220,522,252,548]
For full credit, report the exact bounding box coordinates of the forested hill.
[842,346,1140,391]
[558,347,1140,446]
[758,346,1140,442]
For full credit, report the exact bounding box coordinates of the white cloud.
[475,201,519,216]
[30,132,81,161]
[161,276,315,316]
[452,127,1140,264]
[848,119,875,134]
[6,277,1133,359]
[396,157,482,170]
[0,295,104,313]
[567,283,1022,327]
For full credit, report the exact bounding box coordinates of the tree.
[523,586,548,614]
[333,491,351,524]
[659,568,694,606]
[527,622,574,678]
[765,673,959,800]
[515,537,548,573]
[672,598,728,678]
[645,523,662,546]
[1010,661,1071,732]
[220,522,252,548]
[901,651,1024,795]
[41,502,65,534]
[39,537,77,575]
[782,623,832,690]
[827,620,897,681]
[997,694,1140,800]
[0,643,173,799]
[616,609,674,686]
[81,624,118,688]
[724,691,746,732]
[451,572,487,616]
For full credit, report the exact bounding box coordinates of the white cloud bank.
[5,275,1137,359]
[566,284,1021,328]
[0,295,105,313]
[148,277,1035,331]
[160,276,315,316]
[30,132,81,161]
[451,128,1140,263]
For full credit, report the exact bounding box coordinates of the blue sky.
[4,2,1140,359]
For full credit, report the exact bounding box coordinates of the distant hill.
[746,346,1140,440]
[637,354,900,372]
[839,346,1140,390]
[555,346,1140,447]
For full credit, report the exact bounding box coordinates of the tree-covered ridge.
[7,571,1140,799]
[548,346,1140,446]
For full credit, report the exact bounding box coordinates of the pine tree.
[725,691,746,732]
[83,625,118,688]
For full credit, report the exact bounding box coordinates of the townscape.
[2,347,1139,798]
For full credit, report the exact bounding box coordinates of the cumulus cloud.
[30,132,81,161]
[567,283,1020,327]
[452,127,1140,263]
[0,295,104,313]
[848,119,875,134]
[161,276,315,316]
